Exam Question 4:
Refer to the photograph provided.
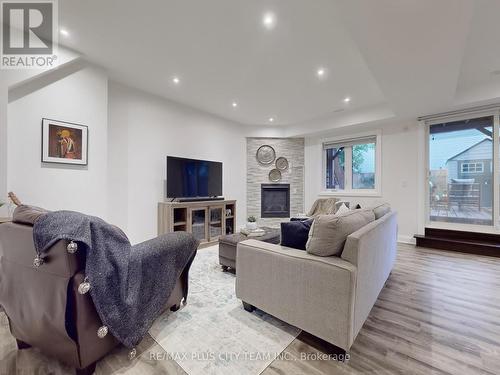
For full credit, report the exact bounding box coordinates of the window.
[323,134,380,194]
[352,143,376,189]
[325,147,345,189]
[461,162,484,174]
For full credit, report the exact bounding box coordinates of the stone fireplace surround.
[247,137,304,227]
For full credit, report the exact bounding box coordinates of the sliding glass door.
[426,110,500,229]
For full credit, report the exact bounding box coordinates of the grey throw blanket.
[33,210,198,348]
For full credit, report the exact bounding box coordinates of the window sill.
[319,190,382,198]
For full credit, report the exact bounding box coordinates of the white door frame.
[422,109,500,233]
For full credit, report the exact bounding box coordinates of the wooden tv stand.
[158,199,236,247]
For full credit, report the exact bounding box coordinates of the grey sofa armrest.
[235,239,357,350]
[342,211,397,338]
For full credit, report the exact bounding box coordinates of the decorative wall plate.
[256,145,276,165]
[269,168,282,182]
[276,157,289,171]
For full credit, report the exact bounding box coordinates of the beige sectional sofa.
[235,209,397,352]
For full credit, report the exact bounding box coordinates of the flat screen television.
[166,156,223,199]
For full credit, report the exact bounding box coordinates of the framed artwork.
[41,118,88,165]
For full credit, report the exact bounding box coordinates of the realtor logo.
[1,0,58,69]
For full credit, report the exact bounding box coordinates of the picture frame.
[41,118,88,165]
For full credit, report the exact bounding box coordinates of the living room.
[1,1,500,375]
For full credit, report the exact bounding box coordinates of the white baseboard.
[398,235,416,245]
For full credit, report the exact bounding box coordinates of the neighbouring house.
[445,138,492,208]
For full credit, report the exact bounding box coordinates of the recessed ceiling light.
[343,97,351,103]
[172,76,180,85]
[262,12,276,29]
[317,68,326,78]
[268,117,275,123]
[60,28,69,37]
[232,101,238,108]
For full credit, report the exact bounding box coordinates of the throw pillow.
[281,219,313,250]
[333,200,350,214]
[335,203,350,216]
[306,209,375,257]
[13,205,48,225]
[372,203,391,219]
[290,217,310,222]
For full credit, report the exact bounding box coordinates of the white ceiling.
[59,0,500,129]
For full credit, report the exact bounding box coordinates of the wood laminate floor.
[1,243,500,375]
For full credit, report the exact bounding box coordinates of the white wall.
[108,82,281,244]
[7,65,109,218]
[4,65,283,244]
[5,61,421,244]
[0,78,7,216]
[0,47,82,216]
[305,120,421,243]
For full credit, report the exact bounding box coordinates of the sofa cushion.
[372,203,391,219]
[335,203,350,216]
[280,219,313,250]
[306,209,375,257]
[12,205,48,226]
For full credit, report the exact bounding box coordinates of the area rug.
[149,245,301,375]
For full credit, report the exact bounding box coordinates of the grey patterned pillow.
[306,209,375,257]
